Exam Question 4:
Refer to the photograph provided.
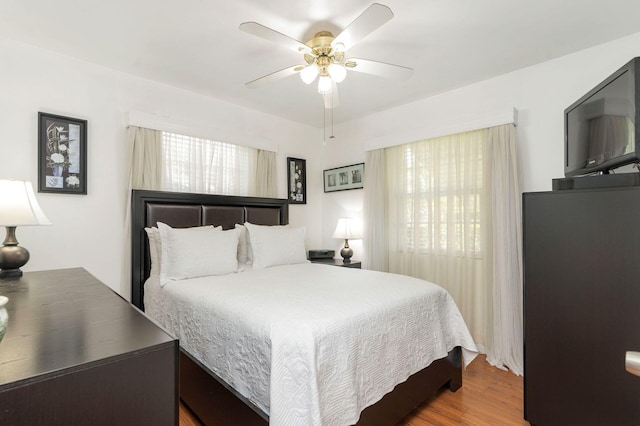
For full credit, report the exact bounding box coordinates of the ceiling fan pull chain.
[323,104,327,145]
[330,103,335,139]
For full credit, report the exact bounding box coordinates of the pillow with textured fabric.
[156,223,235,286]
[144,227,161,277]
[145,225,221,277]
[244,223,308,269]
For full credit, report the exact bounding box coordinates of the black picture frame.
[38,112,87,194]
[287,157,306,204]
[323,163,365,193]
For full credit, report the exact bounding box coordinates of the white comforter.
[145,263,477,426]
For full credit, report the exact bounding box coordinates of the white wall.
[0,36,323,298]
[320,32,640,253]
[4,30,640,294]
[319,135,367,260]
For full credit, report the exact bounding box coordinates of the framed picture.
[38,112,87,194]
[323,163,365,193]
[287,157,306,204]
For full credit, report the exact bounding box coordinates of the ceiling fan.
[239,3,413,109]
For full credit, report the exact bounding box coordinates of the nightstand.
[309,258,361,269]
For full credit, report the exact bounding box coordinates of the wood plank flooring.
[179,355,529,426]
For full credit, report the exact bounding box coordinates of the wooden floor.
[179,355,529,426]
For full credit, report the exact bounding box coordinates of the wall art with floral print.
[38,112,87,194]
[287,157,306,204]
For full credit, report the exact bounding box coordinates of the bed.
[130,189,477,425]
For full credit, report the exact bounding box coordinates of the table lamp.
[0,180,51,278]
[332,217,362,263]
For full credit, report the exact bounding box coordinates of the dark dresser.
[0,268,178,425]
[523,186,640,425]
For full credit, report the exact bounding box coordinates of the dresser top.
[0,268,176,389]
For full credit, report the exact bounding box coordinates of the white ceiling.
[1,0,639,128]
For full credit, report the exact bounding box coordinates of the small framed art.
[287,157,306,204]
[38,112,87,194]
[323,163,365,193]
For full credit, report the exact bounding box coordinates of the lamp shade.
[332,217,362,240]
[0,180,51,226]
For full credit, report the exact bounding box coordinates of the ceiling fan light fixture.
[332,42,346,53]
[328,63,347,83]
[318,75,332,94]
[300,65,319,84]
[241,3,413,115]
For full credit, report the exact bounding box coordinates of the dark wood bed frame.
[131,189,462,425]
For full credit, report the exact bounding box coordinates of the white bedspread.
[145,263,477,426]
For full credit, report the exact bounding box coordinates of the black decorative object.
[323,163,364,193]
[38,112,87,194]
[287,157,306,204]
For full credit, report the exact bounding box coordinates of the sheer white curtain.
[365,124,522,374]
[386,129,490,351]
[486,124,523,375]
[363,149,389,271]
[121,126,163,299]
[255,149,277,197]
[161,131,257,196]
[129,127,163,190]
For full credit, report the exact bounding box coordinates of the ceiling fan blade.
[332,3,394,51]
[345,58,413,81]
[246,65,305,89]
[240,22,311,54]
[323,81,340,109]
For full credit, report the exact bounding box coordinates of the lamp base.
[0,227,30,278]
[0,268,23,278]
[340,245,353,264]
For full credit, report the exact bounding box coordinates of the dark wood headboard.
[131,190,288,310]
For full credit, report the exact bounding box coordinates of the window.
[389,129,484,257]
[380,124,522,372]
[161,132,256,195]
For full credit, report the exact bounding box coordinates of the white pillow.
[145,225,221,277]
[144,227,161,277]
[156,223,233,286]
[238,222,290,264]
[235,224,252,264]
[244,223,308,269]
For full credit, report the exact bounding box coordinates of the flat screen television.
[564,57,640,177]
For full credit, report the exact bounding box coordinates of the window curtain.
[129,127,163,190]
[386,129,489,353]
[486,124,523,375]
[120,126,163,299]
[365,124,522,375]
[255,149,277,197]
[363,149,388,272]
[161,132,257,196]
